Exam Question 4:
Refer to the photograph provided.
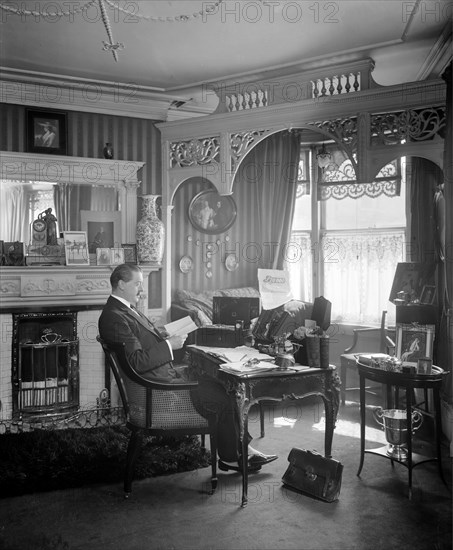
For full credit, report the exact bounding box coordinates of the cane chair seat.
[97,337,217,498]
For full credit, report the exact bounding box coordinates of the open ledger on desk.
[187,345,310,376]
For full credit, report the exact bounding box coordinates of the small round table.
[356,361,448,498]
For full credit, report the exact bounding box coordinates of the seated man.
[99,264,277,471]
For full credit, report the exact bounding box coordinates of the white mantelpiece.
[0,264,161,425]
[0,151,145,244]
[0,265,160,310]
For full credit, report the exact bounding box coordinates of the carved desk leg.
[324,369,341,458]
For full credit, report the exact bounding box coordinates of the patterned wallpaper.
[1,103,264,308]
[171,176,260,299]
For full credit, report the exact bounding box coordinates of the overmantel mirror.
[0,152,145,256]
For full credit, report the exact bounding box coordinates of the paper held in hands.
[164,316,198,337]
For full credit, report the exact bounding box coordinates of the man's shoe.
[218,459,261,473]
[248,453,278,467]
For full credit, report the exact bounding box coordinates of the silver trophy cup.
[373,408,423,460]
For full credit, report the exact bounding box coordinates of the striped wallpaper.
[0,102,163,307]
[1,103,262,309]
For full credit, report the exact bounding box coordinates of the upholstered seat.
[97,337,218,498]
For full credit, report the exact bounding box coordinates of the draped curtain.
[440,62,452,401]
[409,157,443,270]
[236,131,300,269]
[0,184,29,242]
[54,184,92,232]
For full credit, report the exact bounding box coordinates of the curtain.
[409,157,443,273]
[440,62,452,401]
[236,130,300,269]
[54,184,92,232]
[91,187,118,211]
[323,231,405,325]
[0,183,29,242]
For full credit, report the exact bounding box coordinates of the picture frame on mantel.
[81,211,122,254]
[63,231,89,266]
[26,108,68,155]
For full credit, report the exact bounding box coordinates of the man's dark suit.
[99,295,248,461]
[98,296,181,383]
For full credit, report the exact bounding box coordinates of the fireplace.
[0,264,161,433]
[12,311,79,419]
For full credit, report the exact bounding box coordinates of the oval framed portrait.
[188,190,237,235]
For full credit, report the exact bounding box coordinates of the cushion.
[174,289,216,320]
[173,287,260,323]
[219,287,260,298]
[196,309,212,327]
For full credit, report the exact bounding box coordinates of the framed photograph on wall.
[396,323,435,366]
[63,231,89,266]
[188,190,237,235]
[26,108,67,155]
[81,211,121,254]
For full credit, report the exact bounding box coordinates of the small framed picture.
[96,248,112,266]
[110,248,125,266]
[81,211,121,254]
[122,243,137,264]
[396,323,435,366]
[420,285,436,305]
[2,241,25,266]
[63,231,89,266]
[417,357,433,375]
[26,108,68,155]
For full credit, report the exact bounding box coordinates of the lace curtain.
[322,231,405,325]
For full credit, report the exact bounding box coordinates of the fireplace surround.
[0,264,160,432]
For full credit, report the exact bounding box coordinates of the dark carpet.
[0,394,451,550]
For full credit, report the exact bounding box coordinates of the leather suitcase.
[282,448,343,502]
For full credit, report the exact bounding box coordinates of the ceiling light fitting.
[316,144,332,169]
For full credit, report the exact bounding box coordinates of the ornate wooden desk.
[187,347,340,506]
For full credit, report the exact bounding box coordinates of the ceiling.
[1,0,452,106]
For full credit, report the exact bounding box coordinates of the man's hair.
[110,263,142,289]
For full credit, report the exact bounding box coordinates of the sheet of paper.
[219,361,277,375]
[164,316,198,337]
[186,344,274,362]
[258,268,293,310]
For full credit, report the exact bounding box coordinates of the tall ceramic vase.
[136,195,165,264]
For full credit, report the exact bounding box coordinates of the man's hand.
[167,334,187,350]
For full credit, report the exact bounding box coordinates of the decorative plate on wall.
[225,253,239,272]
[179,255,193,273]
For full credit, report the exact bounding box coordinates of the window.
[287,151,406,325]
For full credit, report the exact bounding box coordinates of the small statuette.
[103,142,114,159]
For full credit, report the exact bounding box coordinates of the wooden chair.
[340,310,395,405]
[97,337,218,498]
